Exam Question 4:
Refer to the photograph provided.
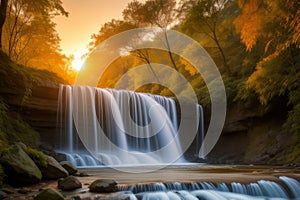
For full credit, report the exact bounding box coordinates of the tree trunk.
[0,0,8,49]
[213,30,230,75]
[163,29,178,71]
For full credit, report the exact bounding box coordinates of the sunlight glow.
[71,57,85,71]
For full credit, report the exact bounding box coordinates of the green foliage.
[0,99,40,149]
[25,148,48,169]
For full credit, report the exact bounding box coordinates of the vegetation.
[25,148,48,169]
[0,0,76,83]
[0,99,40,149]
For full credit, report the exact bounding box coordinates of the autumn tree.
[0,0,8,49]
[234,0,300,133]
[1,0,70,80]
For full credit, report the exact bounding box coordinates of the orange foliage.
[234,0,264,51]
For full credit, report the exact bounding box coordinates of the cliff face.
[21,86,59,146]
[0,51,63,148]
[206,97,294,165]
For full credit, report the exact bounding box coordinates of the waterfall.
[116,176,300,200]
[57,85,205,167]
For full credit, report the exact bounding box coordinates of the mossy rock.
[0,145,42,185]
[34,188,64,200]
[25,148,48,169]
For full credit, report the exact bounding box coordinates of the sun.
[71,57,85,71]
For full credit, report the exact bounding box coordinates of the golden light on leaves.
[234,0,263,51]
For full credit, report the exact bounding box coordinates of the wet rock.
[58,176,82,191]
[42,156,69,179]
[0,191,7,199]
[18,188,32,194]
[75,171,89,177]
[89,179,118,193]
[34,188,64,200]
[0,145,42,185]
[60,161,78,175]
[2,188,14,194]
[70,196,82,200]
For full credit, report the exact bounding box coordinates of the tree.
[89,19,136,51]
[234,0,300,133]
[123,0,179,71]
[179,0,230,74]
[0,0,8,49]
[1,0,70,80]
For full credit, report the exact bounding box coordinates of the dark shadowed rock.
[0,145,42,185]
[58,176,82,191]
[17,188,32,194]
[0,191,7,199]
[60,161,77,175]
[89,179,118,193]
[34,188,64,200]
[41,156,68,179]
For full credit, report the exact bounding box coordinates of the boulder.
[57,176,82,191]
[0,145,42,185]
[41,156,68,179]
[89,179,118,193]
[60,161,77,175]
[0,191,7,199]
[34,188,64,200]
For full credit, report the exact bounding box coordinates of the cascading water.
[57,85,205,167]
[116,176,300,200]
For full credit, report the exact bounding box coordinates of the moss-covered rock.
[25,148,48,169]
[41,156,68,179]
[0,145,42,185]
[34,188,64,200]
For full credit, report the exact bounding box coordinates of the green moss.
[25,148,48,169]
[0,99,40,150]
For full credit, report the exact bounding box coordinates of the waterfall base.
[60,166,300,200]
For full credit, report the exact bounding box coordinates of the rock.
[2,188,14,194]
[77,172,89,177]
[60,161,77,175]
[0,145,42,185]
[0,191,7,199]
[58,176,82,191]
[89,179,118,193]
[34,188,64,200]
[16,142,27,151]
[18,188,32,194]
[42,156,69,179]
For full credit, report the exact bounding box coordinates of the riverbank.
[3,164,300,199]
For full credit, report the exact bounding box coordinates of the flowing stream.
[114,176,300,200]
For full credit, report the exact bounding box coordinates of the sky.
[54,0,135,60]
